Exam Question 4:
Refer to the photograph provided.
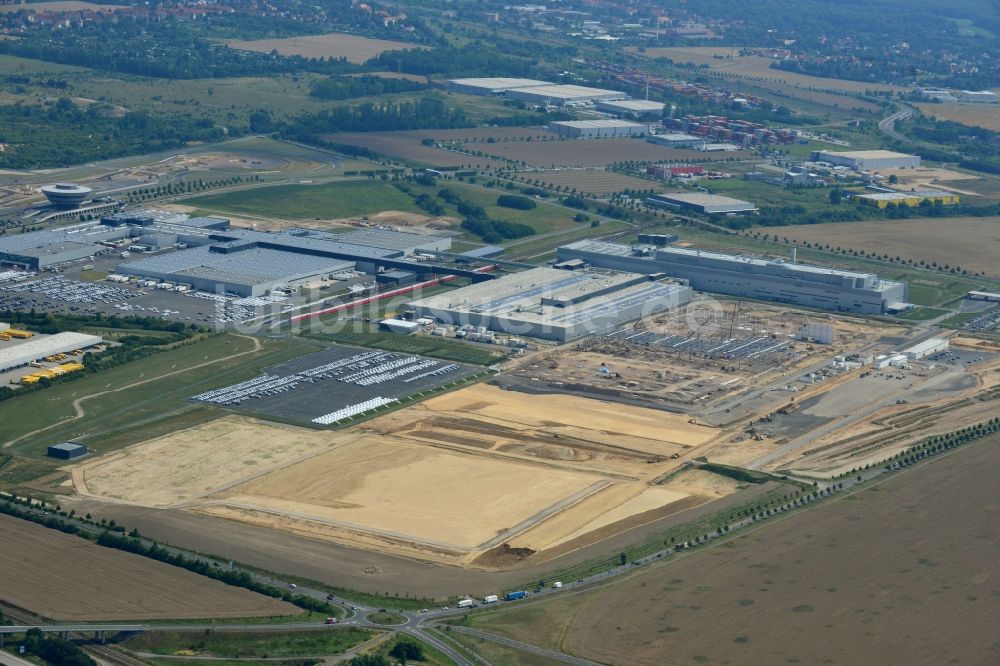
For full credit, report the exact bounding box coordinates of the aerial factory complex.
[409,266,692,341]
[557,239,909,314]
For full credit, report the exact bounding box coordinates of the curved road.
[878,105,914,143]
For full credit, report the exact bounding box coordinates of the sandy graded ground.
[416,383,719,448]
[208,435,605,550]
[227,33,428,64]
[68,383,735,568]
[72,416,344,507]
[557,434,1000,665]
[0,513,299,621]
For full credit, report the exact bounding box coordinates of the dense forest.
[0,98,230,169]
[310,75,427,101]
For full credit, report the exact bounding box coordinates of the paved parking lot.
[191,344,483,426]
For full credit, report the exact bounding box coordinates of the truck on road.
[483,594,499,604]
[457,599,476,609]
[505,591,527,601]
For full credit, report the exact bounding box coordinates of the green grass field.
[445,628,565,666]
[304,328,503,366]
[700,177,842,212]
[125,628,375,658]
[181,180,422,220]
[420,180,583,238]
[0,334,324,461]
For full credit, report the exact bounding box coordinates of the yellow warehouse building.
[854,190,960,208]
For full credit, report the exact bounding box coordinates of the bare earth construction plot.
[0,513,299,621]
[68,385,728,568]
[227,33,429,64]
[775,216,1000,277]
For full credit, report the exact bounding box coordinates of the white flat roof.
[597,99,665,110]
[656,192,754,207]
[550,120,646,129]
[903,338,949,355]
[816,150,917,160]
[0,332,103,371]
[651,133,704,141]
[448,77,551,90]
[507,84,626,99]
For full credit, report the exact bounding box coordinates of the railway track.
[0,603,147,666]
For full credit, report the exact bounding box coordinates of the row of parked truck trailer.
[457,583,564,608]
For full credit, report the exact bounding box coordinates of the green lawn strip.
[443,628,565,666]
[377,634,455,666]
[303,329,503,366]
[893,307,950,321]
[234,566,447,610]
[180,180,422,220]
[366,612,407,626]
[0,335,323,458]
[124,627,375,658]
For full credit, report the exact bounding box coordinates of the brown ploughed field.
[0,513,300,621]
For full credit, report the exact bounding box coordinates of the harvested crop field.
[227,33,428,64]
[521,169,661,196]
[774,216,1000,276]
[472,435,1000,665]
[635,46,902,94]
[478,139,750,168]
[915,102,1000,132]
[0,513,300,621]
[321,130,518,168]
[322,130,748,168]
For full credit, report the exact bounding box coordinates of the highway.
[877,105,914,143]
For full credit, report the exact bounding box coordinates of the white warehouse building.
[958,90,999,104]
[446,78,551,96]
[0,332,103,372]
[810,150,921,171]
[549,119,648,138]
[595,99,665,119]
[902,337,949,360]
[408,267,691,342]
[504,84,628,106]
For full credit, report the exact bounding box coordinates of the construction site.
[502,302,878,411]
[53,299,1000,584]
